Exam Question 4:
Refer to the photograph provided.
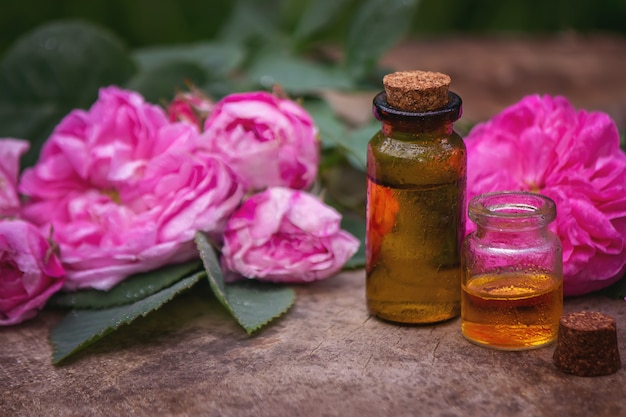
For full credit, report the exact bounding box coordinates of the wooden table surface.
[3,34,626,417]
[2,270,625,417]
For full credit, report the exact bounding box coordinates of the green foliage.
[48,232,299,365]
[125,61,208,103]
[345,0,420,79]
[0,0,232,54]
[0,20,136,167]
[245,48,354,94]
[303,99,378,172]
[303,99,352,151]
[50,271,205,365]
[341,216,366,269]
[195,232,296,335]
[412,0,626,35]
[48,260,203,309]
[2,0,625,58]
[133,42,246,78]
[293,0,355,43]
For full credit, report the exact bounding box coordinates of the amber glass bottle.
[366,71,466,324]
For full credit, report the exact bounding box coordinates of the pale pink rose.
[199,91,319,191]
[221,187,360,283]
[0,220,65,326]
[0,139,29,218]
[465,94,626,296]
[20,86,244,291]
[167,88,214,128]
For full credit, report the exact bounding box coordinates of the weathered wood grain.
[2,271,625,417]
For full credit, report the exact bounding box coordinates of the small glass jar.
[461,191,563,350]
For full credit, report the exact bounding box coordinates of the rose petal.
[222,187,360,283]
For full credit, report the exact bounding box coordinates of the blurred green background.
[0,0,624,247]
[1,0,625,171]
[2,0,625,54]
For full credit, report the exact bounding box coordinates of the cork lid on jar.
[383,70,451,112]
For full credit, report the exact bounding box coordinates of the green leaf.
[341,215,366,269]
[302,99,349,150]
[125,61,208,103]
[246,48,354,94]
[294,0,355,43]
[217,0,284,44]
[344,119,380,171]
[345,0,420,79]
[50,271,204,365]
[48,260,203,309]
[304,98,377,171]
[195,232,295,334]
[0,20,136,167]
[220,280,297,333]
[133,42,246,77]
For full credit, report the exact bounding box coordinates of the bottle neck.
[373,91,462,137]
[381,120,454,137]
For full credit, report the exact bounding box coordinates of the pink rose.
[221,187,360,283]
[20,86,244,291]
[199,91,319,191]
[167,87,214,129]
[0,139,29,218]
[465,94,626,296]
[0,220,65,326]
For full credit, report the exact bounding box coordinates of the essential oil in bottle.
[366,71,467,324]
[461,191,563,350]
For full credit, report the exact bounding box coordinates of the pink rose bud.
[221,187,360,283]
[199,91,319,191]
[167,88,214,128]
[465,94,626,296]
[0,220,65,325]
[0,139,29,218]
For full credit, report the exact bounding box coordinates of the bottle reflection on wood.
[366,71,466,324]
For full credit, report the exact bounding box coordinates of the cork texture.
[553,311,621,376]
[383,70,451,112]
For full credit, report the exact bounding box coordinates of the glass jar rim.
[469,191,556,228]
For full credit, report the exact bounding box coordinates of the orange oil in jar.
[461,271,563,350]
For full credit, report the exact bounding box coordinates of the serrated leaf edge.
[225,284,296,335]
[48,260,203,309]
[50,271,204,365]
[194,231,296,335]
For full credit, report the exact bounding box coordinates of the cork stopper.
[553,311,621,377]
[383,70,451,112]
